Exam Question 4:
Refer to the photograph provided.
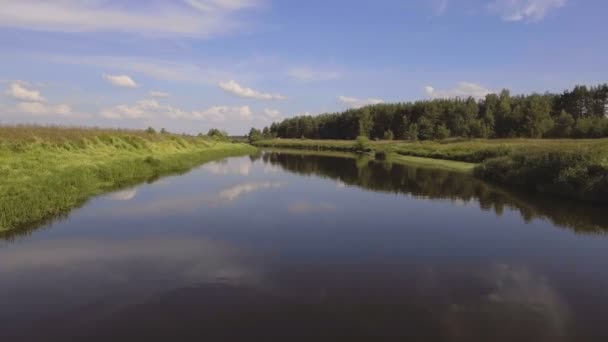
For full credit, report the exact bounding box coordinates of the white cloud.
[102,74,137,88]
[202,161,252,176]
[488,0,567,22]
[149,90,169,98]
[219,80,286,100]
[0,0,260,38]
[100,97,253,122]
[218,181,284,201]
[264,108,280,119]
[339,96,384,109]
[4,81,78,117]
[424,82,493,99]
[288,67,341,81]
[431,0,449,16]
[5,82,46,102]
[185,0,260,12]
[16,102,73,117]
[45,54,247,86]
[107,189,137,201]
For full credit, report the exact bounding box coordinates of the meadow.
[254,138,608,202]
[0,126,255,232]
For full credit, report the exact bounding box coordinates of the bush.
[354,136,370,152]
[208,128,229,141]
[475,149,608,202]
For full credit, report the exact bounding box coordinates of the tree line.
[249,84,608,141]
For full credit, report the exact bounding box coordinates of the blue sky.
[0,0,605,134]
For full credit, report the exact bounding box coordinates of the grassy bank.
[0,126,255,232]
[254,138,608,202]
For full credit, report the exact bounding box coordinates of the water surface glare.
[2,151,608,341]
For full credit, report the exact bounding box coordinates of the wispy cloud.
[339,96,384,109]
[100,97,252,122]
[106,189,137,201]
[46,55,236,85]
[102,74,137,88]
[431,0,449,16]
[488,0,567,22]
[219,80,286,100]
[16,102,74,117]
[0,0,261,38]
[288,67,341,81]
[218,181,283,201]
[4,81,77,117]
[149,90,169,98]
[185,0,261,12]
[264,108,280,119]
[5,82,46,102]
[424,82,492,99]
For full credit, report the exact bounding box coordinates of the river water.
[1,150,607,341]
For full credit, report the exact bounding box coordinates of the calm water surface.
[2,151,608,341]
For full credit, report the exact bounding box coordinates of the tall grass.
[0,125,255,232]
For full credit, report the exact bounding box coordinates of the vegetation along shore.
[253,138,608,203]
[248,84,608,203]
[0,126,255,232]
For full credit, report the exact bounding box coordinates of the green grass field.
[254,138,608,202]
[0,126,255,232]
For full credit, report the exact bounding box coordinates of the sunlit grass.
[0,125,255,232]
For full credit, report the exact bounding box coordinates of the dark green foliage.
[248,127,263,143]
[145,127,156,134]
[207,128,229,141]
[258,84,608,141]
[435,124,450,140]
[475,148,608,202]
[254,138,608,203]
[552,110,575,137]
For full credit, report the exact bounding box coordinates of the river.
[1,150,607,341]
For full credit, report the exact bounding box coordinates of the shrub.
[475,149,608,202]
[354,136,370,151]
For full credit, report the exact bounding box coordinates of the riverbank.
[0,126,255,232]
[254,138,608,202]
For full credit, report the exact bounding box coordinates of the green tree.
[494,89,512,137]
[248,128,263,142]
[354,136,370,151]
[435,124,450,140]
[522,94,554,138]
[357,108,373,137]
[406,123,419,141]
[383,130,394,140]
[208,128,229,141]
[418,116,435,140]
[553,110,575,137]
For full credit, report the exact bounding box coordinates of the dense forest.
[249,84,608,141]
